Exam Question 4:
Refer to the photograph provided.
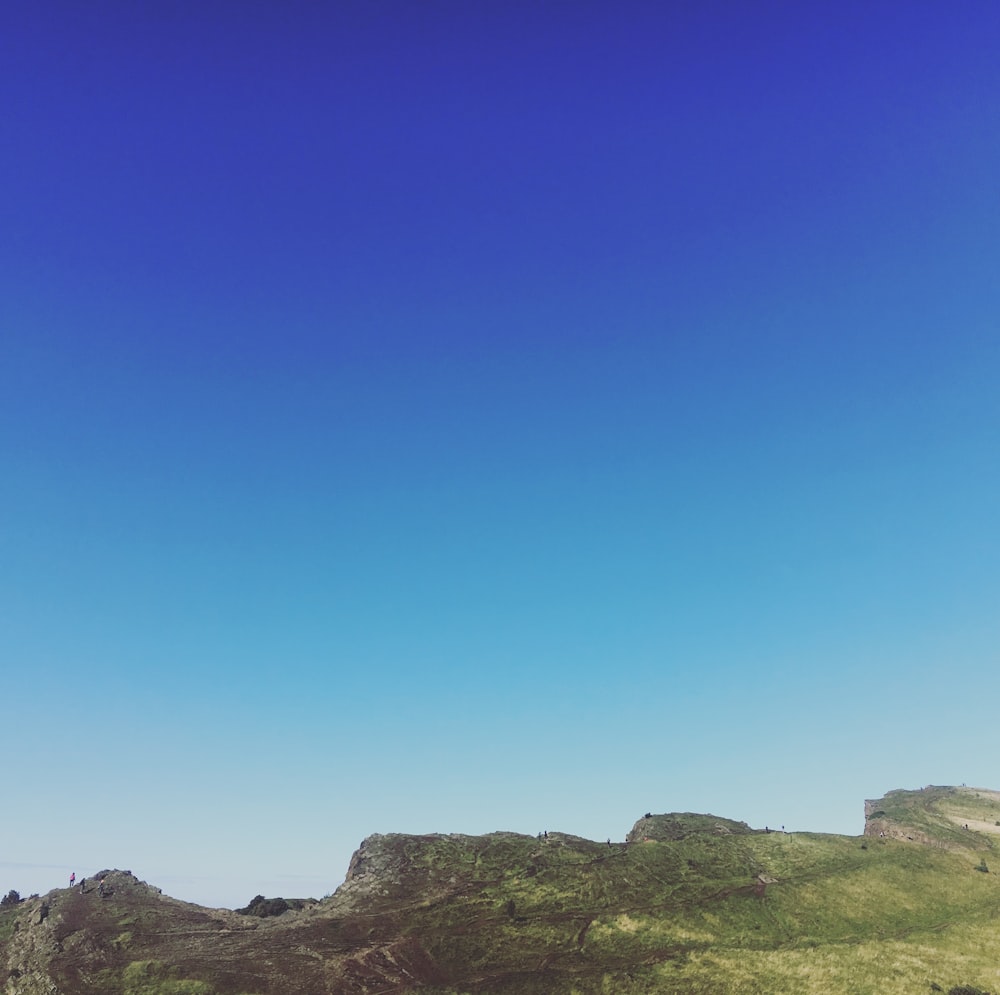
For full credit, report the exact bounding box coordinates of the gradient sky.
[3,2,1000,908]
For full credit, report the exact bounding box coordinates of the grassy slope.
[869,785,1000,848]
[4,789,1000,994]
[394,821,1000,994]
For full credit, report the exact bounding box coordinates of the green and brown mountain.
[4,785,1000,995]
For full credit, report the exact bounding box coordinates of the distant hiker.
[544,831,548,840]
[98,879,105,897]
[80,878,86,893]
[607,838,612,848]
[70,872,76,887]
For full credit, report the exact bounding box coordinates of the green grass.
[400,792,1000,993]
[0,907,19,942]
[122,960,214,995]
[113,930,134,949]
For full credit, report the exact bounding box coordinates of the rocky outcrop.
[2,895,61,995]
[626,812,756,844]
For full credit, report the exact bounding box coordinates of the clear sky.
[3,2,1000,908]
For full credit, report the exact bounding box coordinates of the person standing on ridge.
[70,872,75,888]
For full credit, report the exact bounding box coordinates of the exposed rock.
[2,896,61,995]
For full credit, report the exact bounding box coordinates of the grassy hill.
[4,786,1000,994]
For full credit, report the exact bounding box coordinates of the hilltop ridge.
[4,786,1000,994]
[864,784,1000,849]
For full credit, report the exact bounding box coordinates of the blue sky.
[3,2,1000,907]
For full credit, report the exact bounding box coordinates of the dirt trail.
[946,816,1000,836]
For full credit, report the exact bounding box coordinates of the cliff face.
[333,831,535,912]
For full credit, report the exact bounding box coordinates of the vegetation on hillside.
[4,787,1000,994]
